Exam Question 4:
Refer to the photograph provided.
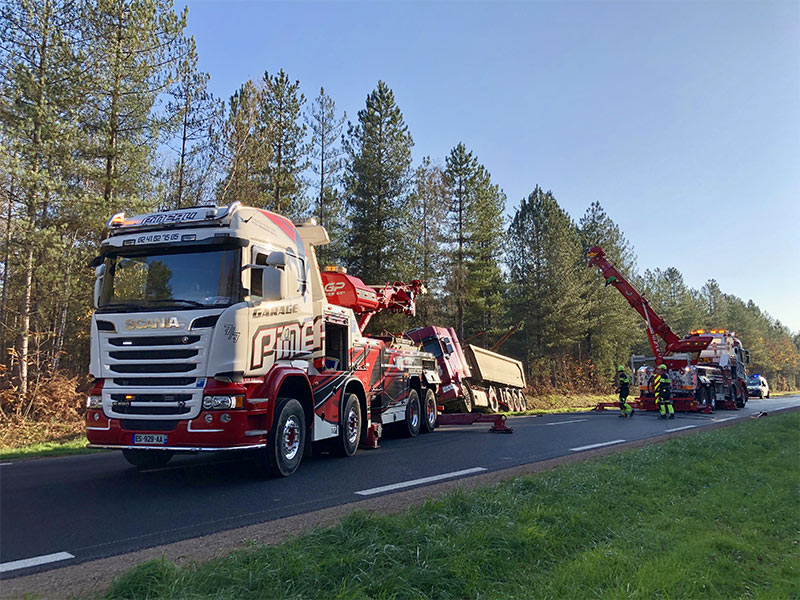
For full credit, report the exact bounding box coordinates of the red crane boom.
[586,246,680,364]
[586,246,714,364]
[320,269,424,332]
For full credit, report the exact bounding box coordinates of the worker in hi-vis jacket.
[616,365,634,418]
[655,364,674,419]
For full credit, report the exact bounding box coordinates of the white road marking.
[355,467,487,496]
[713,417,736,423]
[665,425,697,432]
[570,439,626,452]
[546,419,588,426]
[0,551,74,573]
[0,462,12,466]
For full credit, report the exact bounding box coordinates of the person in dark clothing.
[616,365,634,417]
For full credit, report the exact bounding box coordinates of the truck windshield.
[98,248,240,312]
[421,337,443,358]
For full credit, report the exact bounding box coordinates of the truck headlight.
[212,396,232,409]
[204,395,245,410]
[86,395,102,409]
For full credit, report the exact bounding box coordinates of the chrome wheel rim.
[425,397,436,425]
[346,406,359,445]
[282,415,301,460]
[409,401,419,428]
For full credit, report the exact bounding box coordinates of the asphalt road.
[2,395,798,579]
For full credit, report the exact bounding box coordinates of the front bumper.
[85,408,269,450]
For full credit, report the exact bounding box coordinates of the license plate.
[132,434,168,445]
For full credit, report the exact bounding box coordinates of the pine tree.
[506,186,587,370]
[443,143,506,342]
[0,0,85,393]
[463,165,507,341]
[306,87,346,263]
[82,0,187,213]
[161,36,221,209]
[259,69,308,218]
[640,267,704,338]
[444,143,478,340]
[217,80,270,205]
[405,157,448,325]
[343,81,413,285]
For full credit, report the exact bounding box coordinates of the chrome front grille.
[100,328,210,420]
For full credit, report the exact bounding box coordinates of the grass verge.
[0,434,104,460]
[104,411,800,600]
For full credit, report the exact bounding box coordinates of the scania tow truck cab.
[86,202,438,476]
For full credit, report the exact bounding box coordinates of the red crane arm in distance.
[586,246,683,364]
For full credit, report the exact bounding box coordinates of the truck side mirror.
[266,251,287,267]
[93,264,106,308]
[242,264,286,302]
[744,350,751,364]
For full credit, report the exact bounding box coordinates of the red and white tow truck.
[86,202,439,476]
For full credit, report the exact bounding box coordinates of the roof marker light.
[107,212,125,228]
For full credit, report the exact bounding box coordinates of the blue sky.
[185,0,800,333]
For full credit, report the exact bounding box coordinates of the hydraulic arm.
[586,246,714,363]
[586,246,680,364]
[321,269,424,332]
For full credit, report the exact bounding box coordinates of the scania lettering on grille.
[125,317,181,330]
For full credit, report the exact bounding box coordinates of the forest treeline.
[1,0,797,420]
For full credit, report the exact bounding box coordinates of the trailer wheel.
[122,449,173,469]
[420,388,437,434]
[260,397,305,477]
[517,390,528,412]
[460,385,474,413]
[488,387,499,413]
[403,389,421,437]
[500,388,512,412]
[509,389,519,412]
[332,393,361,457]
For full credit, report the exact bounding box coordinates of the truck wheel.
[460,385,474,413]
[420,388,437,434]
[735,386,745,408]
[488,387,499,413]
[332,393,361,457]
[704,387,715,411]
[403,389,421,437]
[500,388,512,411]
[261,397,305,477]
[122,449,173,469]
[516,390,527,411]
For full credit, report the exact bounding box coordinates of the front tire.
[332,393,361,457]
[403,389,421,437]
[420,388,437,434]
[261,397,305,477]
[122,449,173,469]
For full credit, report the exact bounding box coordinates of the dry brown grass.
[0,372,87,448]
